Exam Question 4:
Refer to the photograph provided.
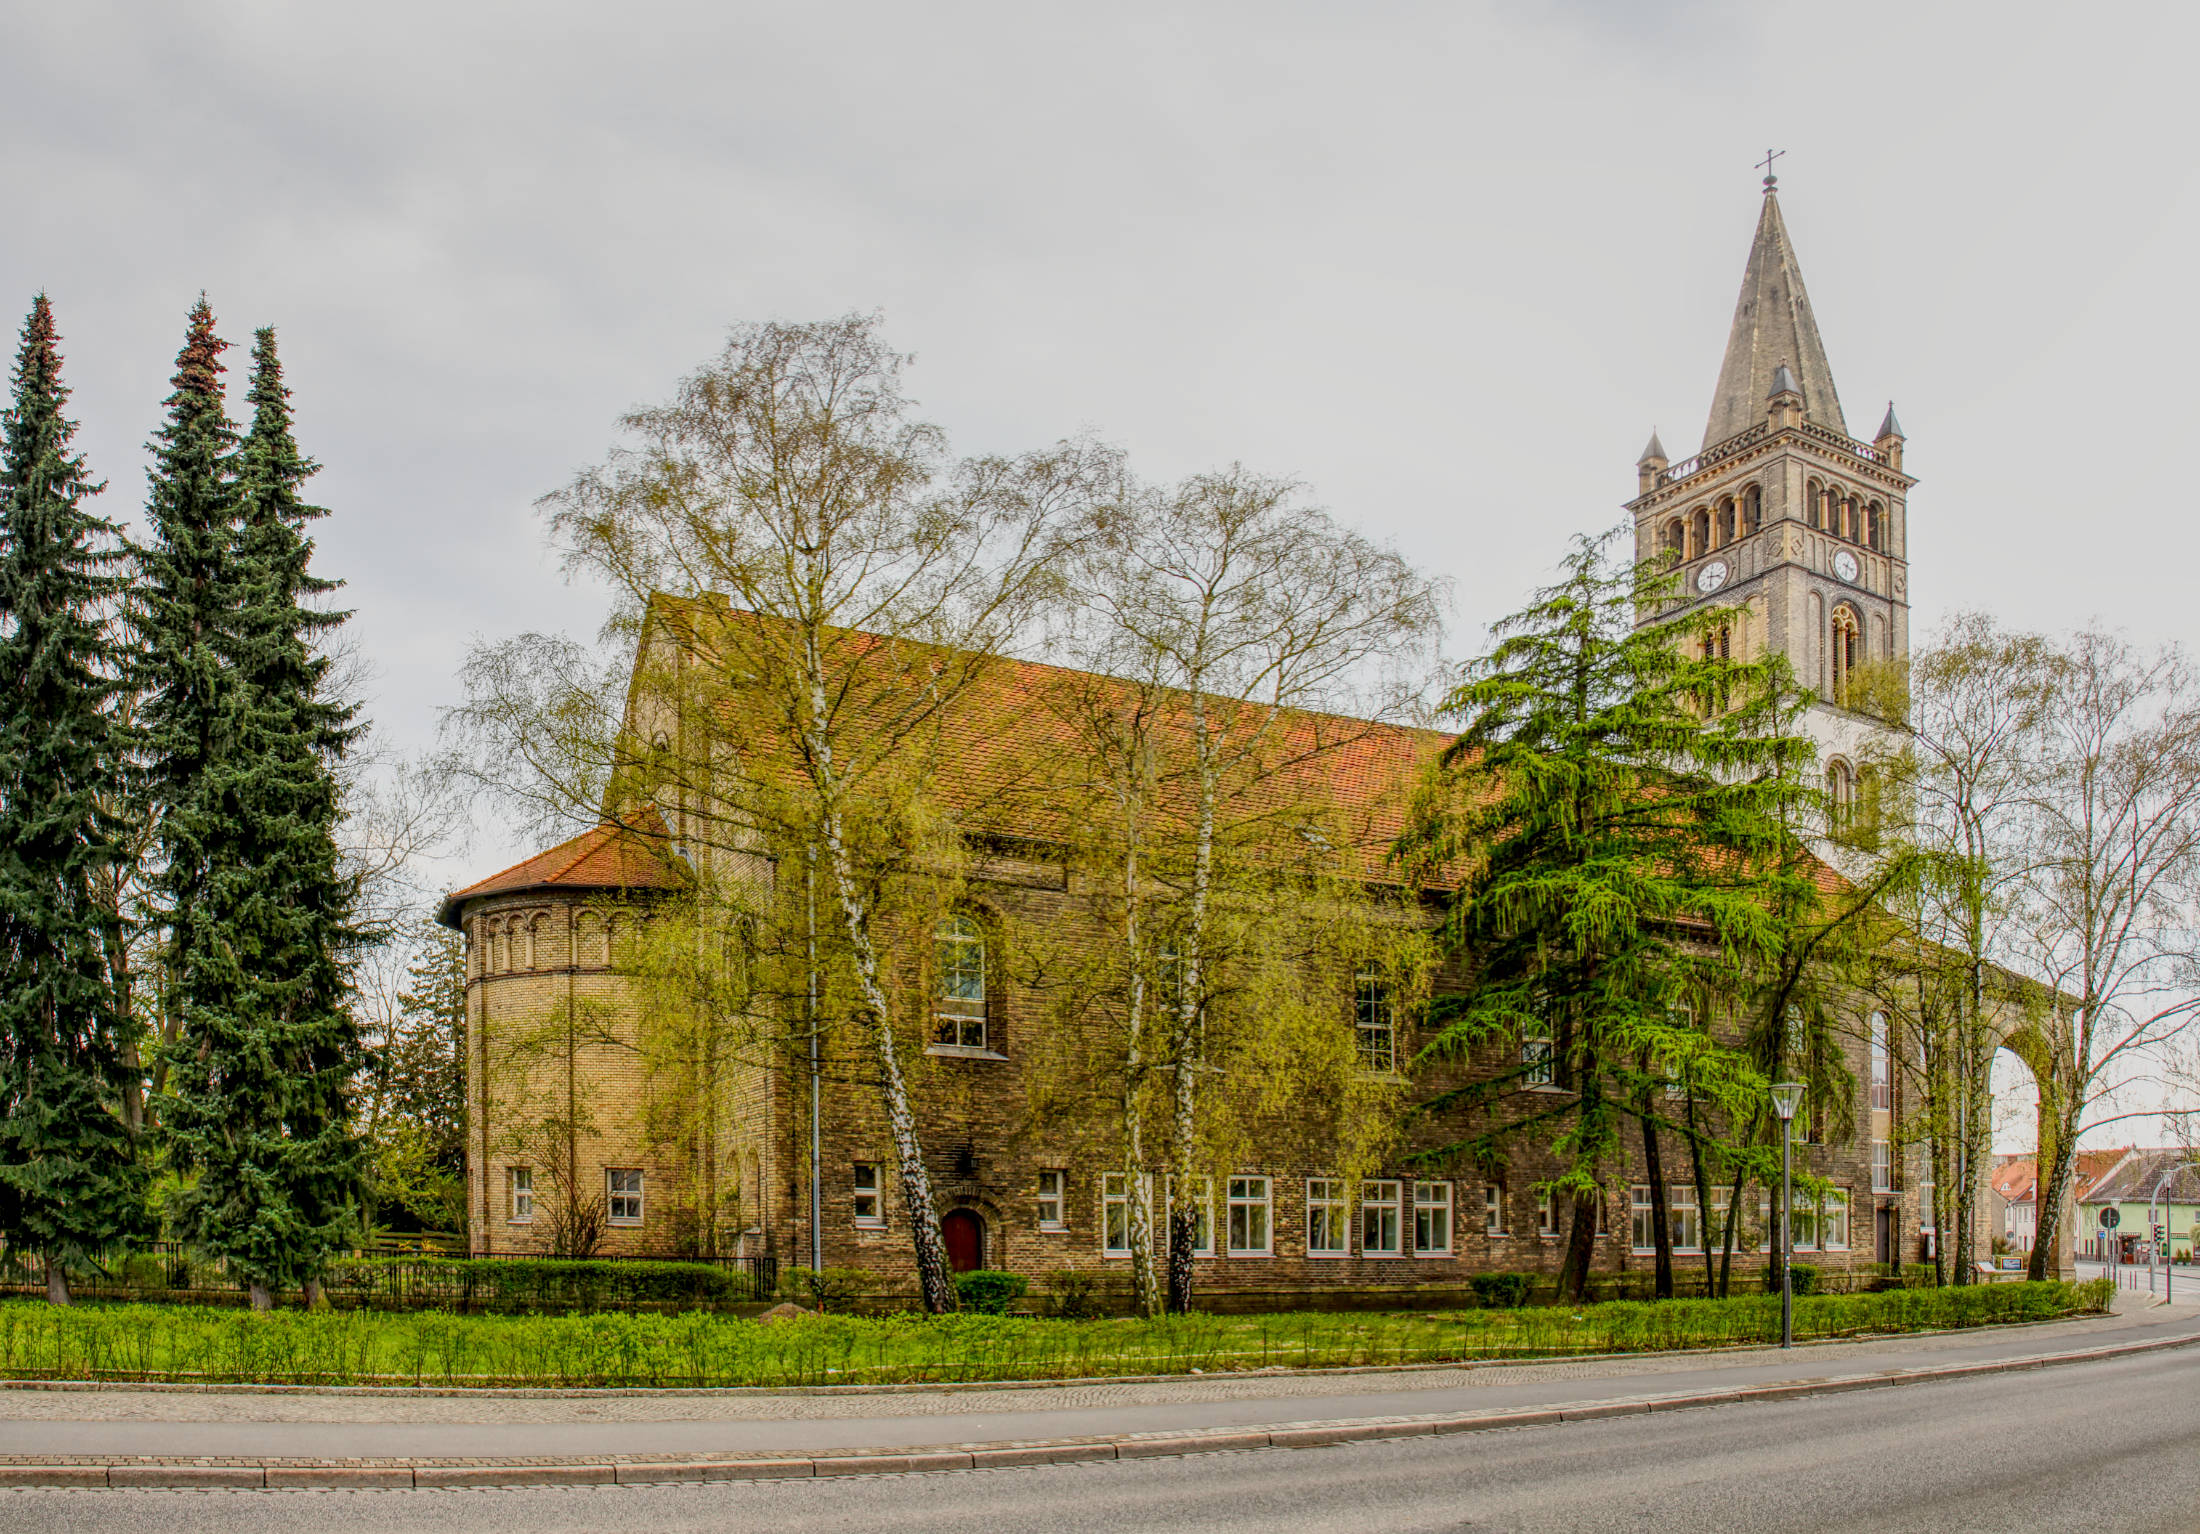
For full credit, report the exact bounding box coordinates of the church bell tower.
[1627,168,1915,800]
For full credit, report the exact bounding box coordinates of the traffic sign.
[2100,1207,2122,1229]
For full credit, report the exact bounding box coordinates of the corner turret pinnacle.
[1702,187,1847,450]
[1638,430,1669,466]
[1875,402,1904,441]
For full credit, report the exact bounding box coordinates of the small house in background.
[1990,1150,2131,1255]
[2077,1152,2200,1264]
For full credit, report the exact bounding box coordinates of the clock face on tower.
[1695,560,1729,595]
[1832,549,1859,583]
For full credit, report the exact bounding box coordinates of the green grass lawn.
[0,1279,2111,1390]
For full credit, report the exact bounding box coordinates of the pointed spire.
[1768,363,1798,398]
[1638,430,1668,465]
[1876,401,1904,441]
[1703,187,1847,449]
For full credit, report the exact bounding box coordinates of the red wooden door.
[942,1209,985,1273]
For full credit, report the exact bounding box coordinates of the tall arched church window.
[1826,759,1855,825]
[1830,607,1861,705]
[1690,508,1710,559]
[934,915,989,1049]
[1743,484,1762,535]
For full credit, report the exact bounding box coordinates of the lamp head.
[1770,1082,1806,1122]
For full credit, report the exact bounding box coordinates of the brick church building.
[442,178,1952,1303]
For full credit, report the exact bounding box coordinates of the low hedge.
[319,1257,763,1311]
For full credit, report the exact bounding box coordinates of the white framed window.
[508,1166,534,1223]
[1709,1186,1733,1250]
[851,1162,883,1227]
[1036,1169,1065,1231]
[1630,1185,1655,1252]
[1522,1020,1555,1088]
[1670,1185,1702,1252]
[1483,1186,1506,1237]
[1869,1012,1890,1112]
[1538,1188,1560,1238]
[933,915,988,1049]
[1226,1176,1272,1255]
[1823,1189,1851,1251]
[606,1167,644,1225]
[1361,1178,1402,1256]
[1918,1179,1938,1235]
[1102,1172,1149,1257]
[1413,1181,1453,1256]
[1181,1175,1215,1256]
[1306,1178,1349,1256]
[1355,967,1396,1073]
[1764,1193,1822,1251]
[1872,1141,1894,1194]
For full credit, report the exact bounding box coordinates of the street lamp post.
[1771,1082,1806,1349]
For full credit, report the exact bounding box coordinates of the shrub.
[320,1257,752,1312]
[953,1270,1029,1314]
[1047,1269,1106,1319]
[1765,1263,1820,1297]
[786,1266,874,1314]
[1470,1272,1534,1309]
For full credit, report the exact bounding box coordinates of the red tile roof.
[437,811,683,927]
[1993,1149,2134,1206]
[444,596,1855,922]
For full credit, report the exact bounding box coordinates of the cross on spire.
[1757,148,1785,190]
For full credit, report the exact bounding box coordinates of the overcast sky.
[9,4,2198,1140]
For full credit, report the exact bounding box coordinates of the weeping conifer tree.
[1396,529,1820,1302]
[0,296,148,1303]
[146,308,365,1306]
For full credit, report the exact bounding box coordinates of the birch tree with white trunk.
[1068,469,1441,1313]
[514,315,1110,1312]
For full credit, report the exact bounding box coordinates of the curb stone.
[2,1323,2191,1492]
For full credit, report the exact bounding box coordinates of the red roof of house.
[437,812,683,927]
[1992,1149,2134,1207]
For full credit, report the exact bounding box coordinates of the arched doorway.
[941,1208,986,1273]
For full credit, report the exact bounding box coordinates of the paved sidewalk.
[1,1291,2191,1469]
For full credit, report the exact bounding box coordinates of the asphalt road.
[8,1345,2198,1534]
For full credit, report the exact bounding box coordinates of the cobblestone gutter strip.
[4,1327,2192,1491]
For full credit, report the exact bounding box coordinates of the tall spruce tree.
[0,296,148,1303]
[1396,531,1818,1301]
[151,320,365,1306]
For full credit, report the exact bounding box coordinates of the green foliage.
[1779,1262,1820,1297]
[149,316,366,1293]
[1047,1269,1107,1319]
[786,1265,875,1314]
[0,1282,2107,1387]
[0,296,148,1281]
[1468,1271,1535,1309]
[953,1269,1029,1314]
[361,922,467,1235]
[1397,530,1820,1296]
[321,1257,758,1311]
